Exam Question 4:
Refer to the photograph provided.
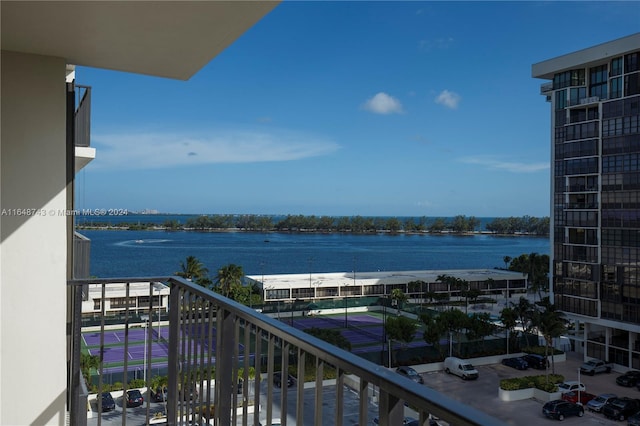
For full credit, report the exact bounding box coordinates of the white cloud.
[459,156,549,173]
[91,129,340,170]
[361,92,404,115]
[435,90,461,109]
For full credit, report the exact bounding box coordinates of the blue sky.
[77,1,640,218]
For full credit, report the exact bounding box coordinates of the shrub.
[522,345,563,356]
[499,374,564,391]
[128,379,145,389]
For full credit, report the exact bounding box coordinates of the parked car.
[100,392,116,412]
[523,354,548,370]
[542,400,584,421]
[557,381,586,394]
[586,393,617,413]
[396,366,424,384]
[444,357,479,380]
[258,420,282,426]
[561,391,596,405]
[501,356,528,370]
[580,359,612,375]
[151,386,168,403]
[373,416,417,425]
[628,410,640,426]
[177,386,198,401]
[273,371,295,388]
[125,389,144,407]
[602,397,640,421]
[616,370,640,387]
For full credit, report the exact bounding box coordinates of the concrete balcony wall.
[1,50,68,425]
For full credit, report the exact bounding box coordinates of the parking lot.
[87,352,640,426]
[418,351,639,425]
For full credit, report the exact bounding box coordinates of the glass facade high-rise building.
[533,33,640,369]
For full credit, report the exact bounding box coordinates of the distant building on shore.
[246,269,527,302]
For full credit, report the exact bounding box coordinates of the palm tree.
[499,306,519,353]
[513,296,537,348]
[80,353,100,388]
[390,288,408,314]
[535,297,566,378]
[176,255,208,282]
[436,274,457,310]
[215,264,244,299]
[503,256,512,270]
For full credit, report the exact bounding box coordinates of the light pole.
[506,328,510,356]
[577,368,581,404]
[141,314,149,383]
[344,282,348,328]
[157,290,161,342]
[382,300,386,366]
[308,257,313,298]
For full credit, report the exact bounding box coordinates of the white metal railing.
[69,277,507,426]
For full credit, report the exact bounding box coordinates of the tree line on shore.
[77,214,550,235]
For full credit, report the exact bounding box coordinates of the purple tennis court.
[83,327,169,347]
[293,314,383,330]
[88,341,169,363]
[289,313,435,353]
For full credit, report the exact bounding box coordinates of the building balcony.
[564,202,599,210]
[540,82,553,95]
[68,277,505,426]
[73,84,96,172]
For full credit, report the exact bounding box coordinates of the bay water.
[83,228,550,279]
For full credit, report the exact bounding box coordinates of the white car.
[557,381,586,394]
[259,420,281,426]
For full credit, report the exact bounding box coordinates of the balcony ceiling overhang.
[1,1,279,80]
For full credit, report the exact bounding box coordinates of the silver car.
[586,393,617,412]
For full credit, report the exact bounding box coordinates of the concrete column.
[1,51,68,425]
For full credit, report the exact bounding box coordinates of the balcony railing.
[540,82,553,95]
[68,277,506,426]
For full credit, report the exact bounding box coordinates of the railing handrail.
[69,276,508,426]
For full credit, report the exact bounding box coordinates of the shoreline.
[75,226,549,238]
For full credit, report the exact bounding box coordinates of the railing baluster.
[280,340,290,426]
[168,283,180,426]
[145,282,153,423]
[242,319,251,425]
[121,282,131,425]
[378,388,403,425]
[314,358,323,425]
[252,324,263,426]
[296,349,305,426]
[218,307,235,425]
[98,283,106,426]
[335,368,344,426]
[266,333,275,425]
[232,317,240,424]
[359,377,368,426]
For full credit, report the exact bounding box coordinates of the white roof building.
[247,269,527,301]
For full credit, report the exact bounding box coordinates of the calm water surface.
[83,229,550,278]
